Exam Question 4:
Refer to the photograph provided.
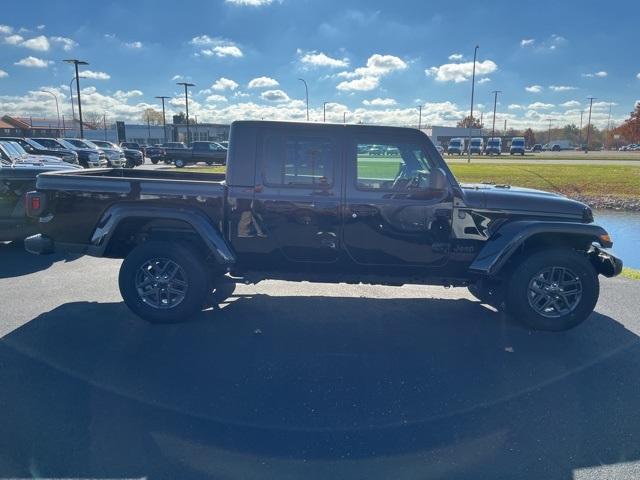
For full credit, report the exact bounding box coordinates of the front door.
[250,128,342,266]
[342,134,453,267]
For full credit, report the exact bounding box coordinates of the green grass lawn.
[622,268,640,280]
[446,152,640,161]
[177,160,640,199]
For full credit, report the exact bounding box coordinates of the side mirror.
[430,167,449,191]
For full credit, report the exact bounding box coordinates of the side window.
[263,135,334,187]
[356,142,433,191]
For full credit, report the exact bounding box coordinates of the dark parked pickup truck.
[24,121,622,330]
[165,141,227,167]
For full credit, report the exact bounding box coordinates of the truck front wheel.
[119,241,209,323]
[506,248,599,331]
[174,159,185,168]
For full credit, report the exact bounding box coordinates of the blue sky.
[1,0,639,129]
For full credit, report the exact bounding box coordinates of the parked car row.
[0,136,148,169]
[618,144,640,151]
[444,137,507,155]
[0,140,82,241]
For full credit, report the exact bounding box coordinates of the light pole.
[467,45,479,164]
[343,112,347,123]
[298,78,309,121]
[418,104,423,130]
[546,118,555,144]
[578,110,584,147]
[585,96,596,153]
[64,59,89,138]
[323,102,328,123]
[606,102,612,150]
[68,75,85,122]
[176,82,195,143]
[490,90,501,140]
[103,113,107,140]
[155,96,170,144]
[41,90,60,134]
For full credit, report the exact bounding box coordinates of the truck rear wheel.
[506,248,599,331]
[174,159,185,168]
[119,241,208,323]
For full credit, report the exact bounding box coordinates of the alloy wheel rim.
[527,266,583,319]
[135,258,188,309]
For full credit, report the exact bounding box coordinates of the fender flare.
[88,203,235,265]
[469,220,611,276]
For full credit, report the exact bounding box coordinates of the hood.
[15,154,68,166]
[8,161,82,171]
[461,183,588,219]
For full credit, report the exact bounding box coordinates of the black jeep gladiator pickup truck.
[24,121,622,330]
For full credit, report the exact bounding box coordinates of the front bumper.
[24,234,54,255]
[591,246,623,277]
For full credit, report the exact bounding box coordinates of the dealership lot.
[1,242,640,479]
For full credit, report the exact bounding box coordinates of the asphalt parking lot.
[2,242,640,480]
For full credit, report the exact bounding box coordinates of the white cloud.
[299,51,349,68]
[525,85,543,93]
[582,71,607,78]
[190,35,244,58]
[248,76,279,88]
[0,25,13,34]
[261,89,290,102]
[206,94,228,103]
[204,45,243,58]
[0,70,8,78]
[508,104,523,110]
[36,24,45,30]
[211,77,239,91]
[337,76,380,92]
[560,100,581,108]
[592,101,617,109]
[528,102,555,109]
[14,56,52,68]
[4,34,24,45]
[426,59,496,83]
[477,77,491,84]
[20,35,49,51]
[113,90,143,101]
[520,38,535,46]
[448,53,464,61]
[225,0,273,5]
[363,98,396,106]
[637,73,640,80]
[124,41,143,49]
[336,54,407,91]
[50,36,77,51]
[549,85,576,92]
[82,70,111,80]
[171,74,184,81]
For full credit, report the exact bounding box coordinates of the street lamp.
[490,90,501,140]
[298,78,309,121]
[41,90,60,134]
[585,97,596,153]
[68,75,86,122]
[155,96,170,144]
[64,59,89,138]
[176,82,195,143]
[418,104,423,130]
[546,118,555,144]
[323,101,328,123]
[343,111,347,124]
[467,45,479,164]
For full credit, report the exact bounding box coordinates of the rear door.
[250,128,342,265]
[342,132,453,267]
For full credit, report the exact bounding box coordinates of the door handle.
[350,205,379,217]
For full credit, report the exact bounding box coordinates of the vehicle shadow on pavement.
[0,295,639,480]
[0,241,80,279]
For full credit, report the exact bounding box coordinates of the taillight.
[25,191,46,217]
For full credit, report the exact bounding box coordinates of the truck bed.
[35,168,227,250]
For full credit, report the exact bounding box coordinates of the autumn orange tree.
[613,103,640,143]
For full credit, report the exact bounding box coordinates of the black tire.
[119,241,209,323]
[151,158,159,165]
[205,160,214,166]
[506,248,599,331]
[174,159,185,168]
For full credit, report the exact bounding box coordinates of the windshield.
[56,139,80,150]
[471,139,482,146]
[488,139,500,146]
[33,138,63,149]
[512,139,524,146]
[66,139,92,149]
[8,142,28,156]
[91,140,116,149]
